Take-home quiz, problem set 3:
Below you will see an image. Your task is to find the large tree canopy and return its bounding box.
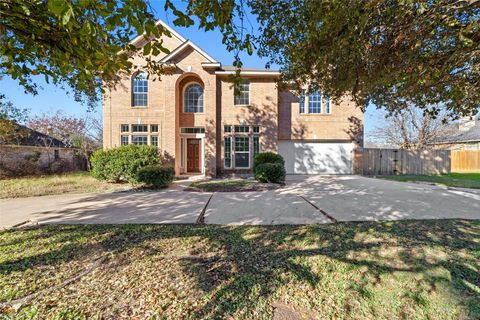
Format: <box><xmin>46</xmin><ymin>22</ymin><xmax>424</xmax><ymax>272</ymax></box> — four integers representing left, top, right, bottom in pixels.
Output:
<box><xmin>1</xmin><ymin>0</ymin><xmax>479</xmax><ymax>116</ymax></box>
<box><xmin>0</xmin><ymin>0</ymin><xmax>172</xmax><ymax>108</ymax></box>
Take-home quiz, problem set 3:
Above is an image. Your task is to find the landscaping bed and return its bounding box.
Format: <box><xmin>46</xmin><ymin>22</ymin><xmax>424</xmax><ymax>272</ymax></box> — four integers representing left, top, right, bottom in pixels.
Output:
<box><xmin>382</xmin><ymin>173</ymin><xmax>480</xmax><ymax>189</ymax></box>
<box><xmin>0</xmin><ymin>220</ymin><xmax>478</xmax><ymax>319</ymax></box>
<box><xmin>186</xmin><ymin>179</ymin><xmax>283</xmax><ymax>192</ymax></box>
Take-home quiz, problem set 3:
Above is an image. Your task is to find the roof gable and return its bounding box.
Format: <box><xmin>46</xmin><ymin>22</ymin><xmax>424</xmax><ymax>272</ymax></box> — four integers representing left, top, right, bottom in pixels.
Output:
<box><xmin>159</xmin><ymin>40</ymin><xmax>218</xmax><ymax>63</ymax></box>
<box><xmin>130</xmin><ymin>19</ymin><xmax>186</xmax><ymax>46</ymax></box>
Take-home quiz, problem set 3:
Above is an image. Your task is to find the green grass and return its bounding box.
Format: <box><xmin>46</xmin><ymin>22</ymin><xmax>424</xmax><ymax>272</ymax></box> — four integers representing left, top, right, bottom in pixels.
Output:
<box><xmin>0</xmin><ymin>172</ymin><xmax>128</xmax><ymax>199</ymax></box>
<box><xmin>1</xmin><ymin>220</ymin><xmax>479</xmax><ymax>319</ymax></box>
<box><xmin>383</xmin><ymin>173</ymin><xmax>480</xmax><ymax>189</ymax></box>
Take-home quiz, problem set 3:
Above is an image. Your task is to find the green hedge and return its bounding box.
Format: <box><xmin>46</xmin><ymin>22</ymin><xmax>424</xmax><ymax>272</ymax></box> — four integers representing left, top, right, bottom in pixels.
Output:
<box><xmin>136</xmin><ymin>165</ymin><xmax>174</xmax><ymax>188</ymax></box>
<box><xmin>90</xmin><ymin>145</ymin><xmax>160</xmax><ymax>183</ymax></box>
<box><xmin>254</xmin><ymin>163</ymin><xmax>286</xmax><ymax>183</ymax></box>
<box><xmin>253</xmin><ymin>152</ymin><xmax>285</xmax><ymax>173</ymax></box>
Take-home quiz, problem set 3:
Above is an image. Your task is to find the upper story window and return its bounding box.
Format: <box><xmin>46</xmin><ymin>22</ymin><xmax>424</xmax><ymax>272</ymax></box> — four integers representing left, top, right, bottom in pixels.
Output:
<box><xmin>299</xmin><ymin>90</ymin><xmax>305</xmax><ymax>114</ymax></box>
<box><xmin>323</xmin><ymin>95</ymin><xmax>331</xmax><ymax>114</ymax></box>
<box><xmin>132</xmin><ymin>72</ymin><xmax>148</xmax><ymax>107</ymax></box>
<box><xmin>234</xmin><ymin>79</ymin><xmax>250</xmax><ymax>105</ymax></box>
<box><xmin>184</xmin><ymin>83</ymin><xmax>204</xmax><ymax>113</ymax></box>
<box><xmin>299</xmin><ymin>89</ymin><xmax>332</xmax><ymax>115</ymax></box>
<box><xmin>308</xmin><ymin>91</ymin><xmax>322</xmax><ymax>114</ymax></box>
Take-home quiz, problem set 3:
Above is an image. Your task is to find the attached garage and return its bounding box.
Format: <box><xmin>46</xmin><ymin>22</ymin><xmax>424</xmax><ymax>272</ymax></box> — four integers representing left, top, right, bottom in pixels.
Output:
<box><xmin>278</xmin><ymin>141</ymin><xmax>354</xmax><ymax>174</ymax></box>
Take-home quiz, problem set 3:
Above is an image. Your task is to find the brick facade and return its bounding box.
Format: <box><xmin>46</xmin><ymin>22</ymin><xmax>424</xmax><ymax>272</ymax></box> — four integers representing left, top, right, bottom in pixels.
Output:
<box><xmin>103</xmin><ymin>21</ymin><xmax>364</xmax><ymax>176</ymax></box>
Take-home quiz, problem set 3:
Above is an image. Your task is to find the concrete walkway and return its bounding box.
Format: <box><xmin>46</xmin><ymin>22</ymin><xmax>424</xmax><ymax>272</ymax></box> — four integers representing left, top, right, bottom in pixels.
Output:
<box><xmin>1</xmin><ymin>175</ymin><xmax>479</xmax><ymax>228</ymax></box>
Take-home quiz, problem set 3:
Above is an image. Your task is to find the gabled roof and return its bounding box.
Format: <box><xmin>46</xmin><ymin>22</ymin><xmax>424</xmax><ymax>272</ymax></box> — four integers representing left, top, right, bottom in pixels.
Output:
<box><xmin>159</xmin><ymin>40</ymin><xmax>218</xmax><ymax>63</ymax></box>
<box><xmin>0</xmin><ymin>121</ymin><xmax>67</xmax><ymax>147</ymax></box>
<box><xmin>130</xmin><ymin>19</ymin><xmax>186</xmax><ymax>46</ymax></box>
<box><xmin>129</xmin><ymin>19</ymin><xmax>282</xmax><ymax>76</ymax></box>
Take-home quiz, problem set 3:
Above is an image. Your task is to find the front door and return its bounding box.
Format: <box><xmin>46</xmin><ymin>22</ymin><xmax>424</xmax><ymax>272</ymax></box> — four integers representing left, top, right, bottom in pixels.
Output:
<box><xmin>187</xmin><ymin>139</ymin><xmax>201</xmax><ymax>172</ymax></box>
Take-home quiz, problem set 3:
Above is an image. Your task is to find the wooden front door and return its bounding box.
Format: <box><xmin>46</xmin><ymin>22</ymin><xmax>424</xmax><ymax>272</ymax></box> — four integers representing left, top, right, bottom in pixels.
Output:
<box><xmin>187</xmin><ymin>139</ymin><xmax>201</xmax><ymax>172</ymax></box>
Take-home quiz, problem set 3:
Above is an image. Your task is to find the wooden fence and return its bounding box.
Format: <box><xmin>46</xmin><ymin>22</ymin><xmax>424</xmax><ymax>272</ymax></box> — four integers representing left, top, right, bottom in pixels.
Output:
<box><xmin>451</xmin><ymin>150</ymin><xmax>480</xmax><ymax>173</ymax></box>
<box><xmin>354</xmin><ymin>148</ymin><xmax>451</xmax><ymax>175</ymax></box>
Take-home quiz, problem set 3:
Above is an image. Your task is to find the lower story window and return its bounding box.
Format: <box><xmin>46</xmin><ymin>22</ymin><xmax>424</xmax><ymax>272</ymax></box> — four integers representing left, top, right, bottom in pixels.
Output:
<box><xmin>132</xmin><ymin>135</ymin><xmax>148</xmax><ymax>145</ymax></box>
<box><xmin>253</xmin><ymin>136</ymin><xmax>260</xmax><ymax>157</ymax></box>
<box><xmin>151</xmin><ymin>136</ymin><xmax>158</xmax><ymax>147</ymax></box>
<box><xmin>121</xmin><ymin>135</ymin><xmax>129</xmax><ymax>145</ymax></box>
<box><xmin>234</xmin><ymin>136</ymin><xmax>250</xmax><ymax>168</ymax></box>
<box><xmin>224</xmin><ymin>136</ymin><xmax>232</xmax><ymax>168</ymax></box>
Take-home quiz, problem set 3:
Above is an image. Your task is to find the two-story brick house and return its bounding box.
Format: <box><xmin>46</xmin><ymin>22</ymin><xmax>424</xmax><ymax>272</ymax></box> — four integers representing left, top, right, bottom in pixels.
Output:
<box><xmin>103</xmin><ymin>19</ymin><xmax>364</xmax><ymax>176</ymax></box>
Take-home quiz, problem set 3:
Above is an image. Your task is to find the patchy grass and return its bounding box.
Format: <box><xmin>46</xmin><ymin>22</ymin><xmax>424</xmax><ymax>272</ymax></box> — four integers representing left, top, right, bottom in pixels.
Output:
<box><xmin>188</xmin><ymin>179</ymin><xmax>281</xmax><ymax>192</ymax></box>
<box><xmin>0</xmin><ymin>220</ymin><xmax>478</xmax><ymax>319</ymax></box>
<box><xmin>0</xmin><ymin>172</ymin><xmax>129</xmax><ymax>199</ymax></box>
<box><xmin>382</xmin><ymin>173</ymin><xmax>480</xmax><ymax>189</ymax></box>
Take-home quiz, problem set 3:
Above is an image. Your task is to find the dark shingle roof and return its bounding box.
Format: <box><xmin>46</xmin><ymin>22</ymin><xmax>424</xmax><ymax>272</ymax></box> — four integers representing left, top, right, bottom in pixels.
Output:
<box><xmin>0</xmin><ymin>122</ymin><xmax>67</xmax><ymax>147</ymax></box>
<box><xmin>436</xmin><ymin>124</ymin><xmax>480</xmax><ymax>144</ymax></box>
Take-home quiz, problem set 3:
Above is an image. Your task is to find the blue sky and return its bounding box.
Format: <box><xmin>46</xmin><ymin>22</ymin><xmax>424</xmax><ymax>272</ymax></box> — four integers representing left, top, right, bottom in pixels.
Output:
<box><xmin>0</xmin><ymin>0</ymin><xmax>383</xmax><ymax>136</ymax></box>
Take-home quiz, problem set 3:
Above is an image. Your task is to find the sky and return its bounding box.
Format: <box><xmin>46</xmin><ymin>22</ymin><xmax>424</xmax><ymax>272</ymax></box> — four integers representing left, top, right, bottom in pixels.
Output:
<box><xmin>0</xmin><ymin>0</ymin><xmax>383</xmax><ymax>137</ymax></box>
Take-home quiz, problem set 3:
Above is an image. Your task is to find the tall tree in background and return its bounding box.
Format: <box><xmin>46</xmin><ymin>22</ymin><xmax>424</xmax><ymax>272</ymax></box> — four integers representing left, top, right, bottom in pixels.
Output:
<box><xmin>1</xmin><ymin>0</ymin><xmax>479</xmax><ymax>116</ymax></box>
<box><xmin>371</xmin><ymin>105</ymin><xmax>454</xmax><ymax>149</ymax></box>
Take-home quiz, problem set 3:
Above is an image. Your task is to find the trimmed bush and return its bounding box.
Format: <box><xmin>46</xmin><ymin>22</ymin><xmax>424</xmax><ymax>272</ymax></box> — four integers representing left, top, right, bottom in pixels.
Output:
<box><xmin>90</xmin><ymin>145</ymin><xmax>160</xmax><ymax>183</ymax></box>
<box><xmin>253</xmin><ymin>152</ymin><xmax>285</xmax><ymax>173</ymax></box>
<box><xmin>254</xmin><ymin>163</ymin><xmax>286</xmax><ymax>184</ymax></box>
<box><xmin>136</xmin><ymin>165</ymin><xmax>174</xmax><ymax>188</ymax></box>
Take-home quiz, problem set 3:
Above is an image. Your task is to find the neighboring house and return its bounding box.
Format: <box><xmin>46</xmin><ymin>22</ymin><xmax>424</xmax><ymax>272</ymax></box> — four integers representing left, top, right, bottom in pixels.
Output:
<box><xmin>433</xmin><ymin>117</ymin><xmax>480</xmax><ymax>150</ymax></box>
<box><xmin>0</xmin><ymin>122</ymin><xmax>86</xmax><ymax>178</ymax></box>
<box><xmin>103</xmin><ymin>19</ymin><xmax>364</xmax><ymax>176</ymax></box>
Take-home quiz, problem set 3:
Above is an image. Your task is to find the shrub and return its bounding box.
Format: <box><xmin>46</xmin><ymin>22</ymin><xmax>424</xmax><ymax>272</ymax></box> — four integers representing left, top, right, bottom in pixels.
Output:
<box><xmin>90</xmin><ymin>145</ymin><xmax>160</xmax><ymax>183</ymax></box>
<box><xmin>136</xmin><ymin>165</ymin><xmax>174</xmax><ymax>188</ymax></box>
<box><xmin>253</xmin><ymin>152</ymin><xmax>285</xmax><ymax>173</ymax></box>
<box><xmin>255</xmin><ymin>163</ymin><xmax>286</xmax><ymax>184</ymax></box>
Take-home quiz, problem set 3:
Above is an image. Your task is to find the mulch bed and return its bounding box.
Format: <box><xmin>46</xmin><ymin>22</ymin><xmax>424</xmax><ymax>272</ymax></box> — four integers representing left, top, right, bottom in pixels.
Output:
<box><xmin>185</xmin><ymin>182</ymin><xmax>284</xmax><ymax>192</ymax></box>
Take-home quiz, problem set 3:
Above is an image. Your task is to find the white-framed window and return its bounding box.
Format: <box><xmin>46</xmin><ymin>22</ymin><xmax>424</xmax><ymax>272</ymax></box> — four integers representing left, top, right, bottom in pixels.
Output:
<box><xmin>308</xmin><ymin>91</ymin><xmax>322</xmax><ymax>113</ymax></box>
<box><xmin>224</xmin><ymin>136</ymin><xmax>232</xmax><ymax>168</ymax></box>
<box><xmin>132</xmin><ymin>72</ymin><xmax>148</xmax><ymax>107</ymax></box>
<box><xmin>121</xmin><ymin>124</ymin><xmax>129</xmax><ymax>132</ymax></box>
<box><xmin>299</xmin><ymin>90</ymin><xmax>306</xmax><ymax>114</ymax></box>
<box><xmin>234</xmin><ymin>79</ymin><xmax>250</xmax><ymax>105</ymax></box>
<box><xmin>234</xmin><ymin>136</ymin><xmax>250</xmax><ymax>168</ymax></box>
<box><xmin>184</xmin><ymin>83</ymin><xmax>204</xmax><ymax>113</ymax></box>
<box><xmin>299</xmin><ymin>89</ymin><xmax>332</xmax><ymax>114</ymax></box>
<box><xmin>180</xmin><ymin>127</ymin><xmax>205</xmax><ymax>134</ymax></box>
<box><xmin>151</xmin><ymin>136</ymin><xmax>158</xmax><ymax>147</ymax></box>
<box><xmin>253</xmin><ymin>136</ymin><xmax>260</xmax><ymax>157</ymax></box>
<box><xmin>224</xmin><ymin>125</ymin><xmax>262</xmax><ymax>170</ymax></box>
<box><xmin>323</xmin><ymin>95</ymin><xmax>331</xmax><ymax>114</ymax></box>
<box><xmin>150</xmin><ymin>124</ymin><xmax>158</xmax><ymax>133</ymax></box>
<box><xmin>132</xmin><ymin>124</ymin><xmax>148</xmax><ymax>132</ymax></box>
<box><xmin>121</xmin><ymin>135</ymin><xmax>129</xmax><ymax>145</ymax></box>
<box><xmin>234</xmin><ymin>125</ymin><xmax>250</xmax><ymax>133</ymax></box>
<box><xmin>132</xmin><ymin>135</ymin><xmax>148</xmax><ymax>145</ymax></box>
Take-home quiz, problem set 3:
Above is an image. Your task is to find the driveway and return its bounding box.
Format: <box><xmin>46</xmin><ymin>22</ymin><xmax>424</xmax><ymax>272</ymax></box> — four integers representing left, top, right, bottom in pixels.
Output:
<box><xmin>1</xmin><ymin>175</ymin><xmax>479</xmax><ymax>228</ymax></box>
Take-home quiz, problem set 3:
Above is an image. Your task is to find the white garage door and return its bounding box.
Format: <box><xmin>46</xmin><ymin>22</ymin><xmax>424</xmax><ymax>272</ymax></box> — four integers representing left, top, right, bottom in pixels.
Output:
<box><xmin>278</xmin><ymin>141</ymin><xmax>353</xmax><ymax>174</ymax></box>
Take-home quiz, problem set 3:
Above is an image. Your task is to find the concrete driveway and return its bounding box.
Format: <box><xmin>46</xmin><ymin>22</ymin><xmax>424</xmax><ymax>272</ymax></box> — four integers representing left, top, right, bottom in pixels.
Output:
<box><xmin>1</xmin><ymin>175</ymin><xmax>479</xmax><ymax>228</ymax></box>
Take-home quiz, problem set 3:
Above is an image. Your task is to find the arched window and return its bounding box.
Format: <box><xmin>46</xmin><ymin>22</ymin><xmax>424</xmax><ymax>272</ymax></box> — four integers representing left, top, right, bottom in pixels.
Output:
<box><xmin>184</xmin><ymin>83</ymin><xmax>204</xmax><ymax>113</ymax></box>
<box><xmin>132</xmin><ymin>72</ymin><xmax>148</xmax><ymax>107</ymax></box>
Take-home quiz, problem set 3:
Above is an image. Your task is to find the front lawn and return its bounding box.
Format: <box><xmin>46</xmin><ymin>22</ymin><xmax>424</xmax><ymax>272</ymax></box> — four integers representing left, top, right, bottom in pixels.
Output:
<box><xmin>1</xmin><ymin>220</ymin><xmax>478</xmax><ymax>319</ymax></box>
<box><xmin>383</xmin><ymin>173</ymin><xmax>480</xmax><ymax>189</ymax></box>
<box><xmin>0</xmin><ymin>172</ymin><xmax>129</xmax><ymax>199</ymax></box>
<box><xmin>188</xmin><ymin>179</ymin><xmax>281</xmax><ymax>192</ymax></box>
